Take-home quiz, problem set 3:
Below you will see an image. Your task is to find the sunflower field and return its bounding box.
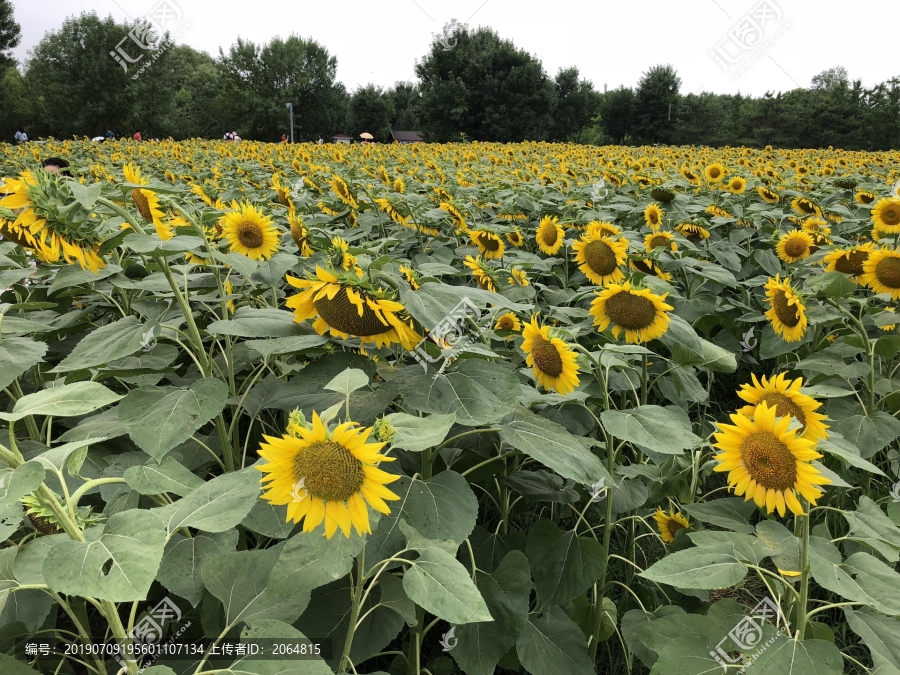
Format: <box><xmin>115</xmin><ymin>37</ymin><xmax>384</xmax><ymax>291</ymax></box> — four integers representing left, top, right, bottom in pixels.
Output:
<box><xmin>2</xmin><ymin>138</ymin><xmax>900</xmax><ymax>675</ymax></box>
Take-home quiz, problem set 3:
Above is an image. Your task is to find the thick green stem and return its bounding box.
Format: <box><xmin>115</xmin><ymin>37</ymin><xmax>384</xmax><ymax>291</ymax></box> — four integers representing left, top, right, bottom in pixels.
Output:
<box><xmin>795</xmin><ymin>506</ymin><xmax>811</xmax><ymax>640</ymax></box>
<box><xmin>407</xmin><ymin>605</ymin><xmax>425</xmax><ymax>675</ymax></box>
<box><xmin>589</xmin><ymin>436</ymin><xmax>616</xmax><ymax>659</ymax></box>
<box><xmin>339</xmin><ymin>546</ymin><xmax>366</xmax><ymax>672</ymax></box>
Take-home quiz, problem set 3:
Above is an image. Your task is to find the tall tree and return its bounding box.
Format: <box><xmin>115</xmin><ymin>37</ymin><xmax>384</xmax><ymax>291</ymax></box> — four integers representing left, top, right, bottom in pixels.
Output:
<box><xmin>217</xmin><ymin>35</ymin><xmax>349</xmax><ymax>141</ymax></box>
<box><xmin>598</xmin><ymin>86</ymin><xmax>635</xmax><ymax>145</ymax></box>
<box><xmin>632</xmin><ymin>64</ymin><xmax>681</xmax><ymax>144</ymax></box>
<box><xmin>415</xmin><ymin>21</ymin><xmax>556</xmax><ymax>142</ymax></box>
<box><xmin>551</xmin><ymin>67</ymin><xmax>601</xmax><ymax>142</ymax></box>
<box><xmin>0</xmin><ymin>0</ymin><xmax>21</xmax><ymax>70</ymax></box>
<box><xmin>350</xmin><ymin>84</ymin><xmax>395</xmax><ymax>142</ymax></box>
<box><xmin>387</xmin><ymin>82</ymin><xmax>421</xmax><ymax>132</ymax></box>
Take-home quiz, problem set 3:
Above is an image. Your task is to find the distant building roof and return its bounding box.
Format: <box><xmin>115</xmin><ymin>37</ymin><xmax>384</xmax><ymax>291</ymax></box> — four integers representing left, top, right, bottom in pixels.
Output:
<box><xmin>332</xmin><ymin>134</ymin><xmax>352</xmax><ymax>139</ymax></box>
<box><xmin>390</xmin><ymin>130</ymin><xmax>424</xmax><ymax>143</ymax></box>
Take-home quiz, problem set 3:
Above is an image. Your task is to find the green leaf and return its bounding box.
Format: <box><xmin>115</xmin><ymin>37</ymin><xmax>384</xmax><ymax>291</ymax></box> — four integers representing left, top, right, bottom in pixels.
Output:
<box><xmin>808</xmin><ymin>271</ymin><xmax>857</xmax><ymax>299</ymax></box>
<box><xmin>267</xmin><ymin>526</ymin><xmax>367</xmax><ymax>596</ymax></box>
<box><xmin>600</xmin><ymin>405</ymin><xmax>701</xmax><ymax>455</ymax></box>
<box><xmin>244</xmin><ymin>335</ymin><xmax>329</xmax><ymax>360</ymax></box>
<box><xmin>207</xmin><ymin>307</ymin><xmax>304</xmax><ymax>337</ymax></box>
<box><xmin>745</xmin><ymin>637</ymin><xmax>843</xmax><ymax>674</ymax></box>
<box><xmin>0</xmin><ymin>337</ymin><xmax>48</xmax><ymax>390</ymax></box>
<box><xmin>844</xmin><ymin>607</ymin><xmax>900</xmax><ymax>675</ymax></box>
<box><xmin>124</xmin><ymin>456</ymin><xmax>205</xmax><ymax>496</ymax></box>
<box><xmin>232</xmin><ymin>620</ymin><xmax>334</xmax><ymax>675</ymax></box>
<box><xmin>453</xmin><ymin>551</ymin><xmax>531</xmax><ymax>675</ymax></box>
<box><xmin>48</xmin><ymin>264</ymin><xmax>122</xmax><ymax>294</ymax></box>
<box><xmin>0</xmin><ymin>381</ymin><xmax>122</xmax><ymax>421</ymax></box>
<box><xmin>640</xmin><ymin>549</ymin><xmax>747</xmax><ymax>590</ymax></box>
<box><xmin>50</xmin><ymin>316</ymin><xmax>153</xmax><ymax>372</ymax></box>
<box><xmin>402</xmin><ymin>546</ymin><xmax>492</xmax><ymax>624</ymax></box>
<box><xmin>809</xmin><ymin>537</ymin><xmax>900</xmax><ymax>615</ymax></box>
<box><xmin>0</xmin><ymin>462</ymin><xmax>45</xmax><ymax>509</ymax></box>
<box><xmin>526</xmin><ymin>519</ymin><xmax>605</xmax><ymax>608</ymax></box>
<box><xmin>500</xmin><ymin>407</ymin><xmax>609</xmax><ymax>486</ymax></box>
<box><xmin>201</xmin><ymin>546</ymin><xmax>309</xmax><ymax>630</ymax></box>
<box><xmin>241</xmin><ymin>500</ymin><xmax>294</xmax><ymax>539</ymax></box>
<box><xmin>0</xmin><ymin>502</ymin><xmax>22</xmax><ymax>540</ymax></box>
<box><xmin>118</xmin><ymin>378</ymin><xmax>229</xmax><ymax>461</ymax></box>
<box><xmin>516</xmin><ymin>607</ymin><xmax>595</xmax><ymax>675</ymax></box>
<box><xmin>377</xmin><ymin>571</ymin><xmax>417</xmax><ymax>626</ymax></box>
<box><xmin>622</xmin><ymin>605</ymin><xmax>687</xmax><ymax>668</ymax></box>
<box><xmin>401</xmin><ymin>282</ymin><xmax>530</xmax><ymax>330</ymax></box>
<box><xmin>753</xmin><ymin>249</ymin><xmax>782</xmax><ymax>277</ymax></box>
<box><xmin>42</xmin><ymin>509</ymin><xmax>167</xmax><ymax>601</ymax></box>
<box><xmin>395</xmin><ymin>360</ymin><xmax>520</xmax><ymax>426</ymax></box>
<box><xmin>648</xmin><ymin>632</ymin><xmax>734</xmax><ymax>675</ymax></box>
<box><xmin>670</xmin><ymin>337</ymin><xmax>737</xmax><ymax>373</ymax></box>
<box><xmin>686</xmin><ymin>532</ymin><xmax>778</xmax><ymax>566</ymax></box>
<box><xmin>818</xmin><ymin>435</ymin><xmax>887</xmax><ymax>476</ymax></box>
<box><xmin>324</xmin><ymin>367</ymin><xmax>369</xmax><ymax>395</ymax></box>
<box><xmin>660</xmin><ymin>313</ymin><xmax>705</xmax><ymax>356</ymax></box>
<box><xmin>211</xmin><ymin>250</ymin><xmax>259</xmax><ymax>278</ymax></box>
<box><xmin>154</xmin><ymin>468</ymin><xmax>260</xmax><ymax>536</ymax></box>
<box><xmin>755</xmin><ymin>521</ymin><xmax>800</xmax><ymax>574</ymax></box>
<box><xmin>70</xmin><ymin>182</ymin><xmax>102</xmax><ymax>209</ymax></box>
<box><xmin>682</xmin><ymin>498</ymin><xmax>756</xmax><ymax>535</ymax></box>
<box><xmin>0</xmin><ymin>654</ymin><xmax>52</xmax><ymax>675</ymax></box>
<box><xmin>124</xmin><ymin>233</ymin><xmax>204</xmax><ymax>255</ymax></box>
<box><xmin>156</xmin><ymin>529</ymin><xmax>238</xmax><ymax>606</ymax></box>
<box><xmin>382</xmin><ymin>412</ymin><xmax>456</xmax><ymax>452</ymax></box>
<box><xmin>842</xmin><ymin>497</ymin><xmax>900</xmax><ymax>562</ymax></box>
<box><xmin>760</xmin><ymin>323</ymin><xmax>811</xmax><ymax>359</ymax></box>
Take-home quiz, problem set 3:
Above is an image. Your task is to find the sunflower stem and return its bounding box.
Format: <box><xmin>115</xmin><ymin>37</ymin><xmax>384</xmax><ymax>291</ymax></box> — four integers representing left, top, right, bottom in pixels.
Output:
<box><xmin>640</xmin><ymin>353</ymin><xmax>649</xmax><ymax>406</ymax></box>
<box><xmin>795</xmin><ymin>504</ymin><xmax>811</xmax><ymax>640</ymax></box>
<box><xmin>589</xmin><ymin>430</ymin><xmax>616</xmax><ymax>660</ymax></box>
<box><xmin>339</xmin><ymin>545</ymin><xmax>366</xmax><ymax>673</ymax></box>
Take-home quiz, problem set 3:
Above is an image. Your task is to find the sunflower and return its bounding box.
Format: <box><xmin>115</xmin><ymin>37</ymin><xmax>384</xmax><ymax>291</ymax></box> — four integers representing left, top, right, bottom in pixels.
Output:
<box><xmin>123</xmin><ymin>164</ymin><xmax>169</xmax><ymax>240</ymax></box>
<box><xmin>776</xmin><ymin>230</ymin><xmax>814</xmax><ymax>263</ymax></box>
<box><xmin>675</xmin><ymin>221</ymin><xmax>710</xmax><ymax>242</ymax></box>
<box><xmin>571</xmin><ymin>233</ymin><xmax>628</xmax><ymax>285</ymax></box>
<box><xmin>508</xmin><ymin>267</ymin><xmax>530</xmax><ymax>286</ymax></box>
<box><xmin>653</xmin><ymin>508</ymin><xmax>690</xmax><ymax>544</ymax></box>
<box><xmin>791</xmin><ymin>197</ymin><xmax>820</xmax><ymax>216</ymax></box>
<box><xmin>393</xmin><ymin>177</ymin><xmax>405</xmax><ymax>194</ymax></box>
<box><xmin>375</xmin><ymin>197</ymin><xmax>409</xmax><ymax>228</ymax></box>
<box><xmin>881</xmin><ymin>307</ymin><xmax>896</xmax><ymax>331</ymax></box>
<box><xmin>726</xmin><ymin>176</ymin><xmax>747</xmax><ymax>194</ymax></box>
<box><xmin>644</xmin><ymin>231</ymin><xmax>677</xmax><ymax>252</ymax></box>
<box><xmin>398</xmin><ymin>265</ymin><xmax>421</xmax><ymax>290</ymax></box>
<box><xmin>219</xmin><ymin>201</ymin><xmax>280</xmax><ymax>260</ymax></box>
<box><xmin>440</xmin><ymin>202</ymin><xmax>468</xmax><ymax>232</ymax></box>
<box><xmin>737</xmin><ymin>373</ymin><xmax>829</xmax><ymax>443</ymax></box>
<box><xmin>765</xmin><ymin>275</ymin><xmax>807</xmax><ymax>342</ymax></box>
<box><xmin>590</xmin><ymin>281</ymin><xmax>673</xmax><ymax>344</ymax></box>
<box><xmin>644</xmin><ymin>203</ymin><xmax>664</xmax><ymax>230</ymax></box>
<box><xmin>860</xmin><ymin>248</ymin><xmax>900</xmax><ymax>299</ymax></box>
<box><xmin>257</xmin><ymin>411</ymin><xmax>401</xmax><ymax>538</ymax></box>
<box><xmin>758</xmin><ymin>187</ymin><xmax>780</xmax><ymax>204</ymax></box>
<box><xmin>855</xmin><ymin>190</ymin><xmax>877</xmax><ymax>205</ymax></box>
<box><xmin>470</xmin><ymin>230</ymin><xmax>505</xmax><ymax>259</ymax></box>
<box><xmin>705</xmin><ymin>163</ymin><xmax>726</xmax><ymax>183</ymax></box>
<box><xmin>705</xmin><ymin>204</ymin><xmax>731</xmax><ymax>218</ymax></box>
<box><xmin>630</xmin><ymin>257</ymin><xmax>672</xmax><ymax>281</ymax></box>
<box><xmin>712</xmin><ymin>401</ymin><xmax>830</xmax><ymax>517</ymax></box>
<box><xmin>872</xmin><ymin>198</ymin><xmax>900</xmax><ymax>234</ymax></box>
<box><xmin>586</xmin><ymin>221</ymin><xmax>622</xmax><ymax>238</ymax></box>
<box><xmin>681</xmin><ymin>166</ymin><xmax>701</xmax><ymax>184</ymax></box>
<box><xmin>330</xmin><ymin>175</ymin><xmax>358</xmax><ymax>209</ymax></box>
<box><xmin>822</xmin><ymin>242</ymin><xmax>874</xmax><ymax>281</ymax></box>
<box><xmin>463</xmin><ymin>255</ymin><xmax>499</xmax><ymax>292</ymax></box>
<box><xmin>286</xmin><ymin>266</ymin><xmax>421</xmax><ymax>349</ymax></box>
<box><xmin>506</xmin><ymin>228</ymin><xmax>524</xmax><ymax>247</ymax></box>
<box><xmin>288</xmin><ymin>209</ymin><xmax>314</xmax><ymax>257</ymax></box>
<box><xmin>536</xmin><ymin>215</ymin><xmax>565</xmax><ymax>255</ymax></box>
<box><xmin>494</xmin><ymin>312</ymin><xmax>522</xmax><ymax>332</ymax></box>
<box><xmin>521</xmin><ymin>316</ymin><xmax>580</xmax><ymax>395</ymax></box>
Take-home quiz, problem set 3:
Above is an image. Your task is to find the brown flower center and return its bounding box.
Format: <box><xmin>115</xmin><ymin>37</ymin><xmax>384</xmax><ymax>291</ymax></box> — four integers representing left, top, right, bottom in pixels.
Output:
<box><xmin>293</xmin><ymin>441</ymin><xmax>364</xmax><ymax>502</ymax></box>
<box><xmin>477</xmin><ymin>232</ymin><xmax>501</xmax><ymax>251</ymax></box>
<box><xmin>314</xmin><ymin>286</ymin><xmax>393</xmax><ymax>336</ymax></box>
<box><xmin>605</xmin><ymin>291</ymin><xmax>658</xmax><ymax>330</ymax></box>
<box><xmin>131</xmin><ymin>189</ymin><xmax>153</xmax><ymax>222</ymax></box>
<box><xmin>531</xmin><ymin>334</ymin><xmax>563</xmax><ymax>377</ymax></box>
<box><xmin>498</xmin><ymin>316</ymin><xmax>515</xmax><ymax>330</ymax></box>
<box><xmin>540</xmin><ymin>223</ymin><xmax>559</xmax><ymax>246</ymax></box>
<box><xmin>772</xmin><ymin>290</ymin><xmax>801</xmax><ymax>327</ymax></box>
<box><xmin>784</xmin><ymin>237</ymin><xmax>809</xmax><ymax>259</ymax></box>
<box><xmin>583</xmin><ymin>240</ymin><xmax>618</xmax><ymax>276</ymax></box>
<box><xmin>858</xmin><ymin>193</ymin><xmax>875</xmax><ymax>204</ymax></box>
<box><xmin>875</xmin><ymin>256</ymin><xmax>900</xmax><ymax>289</ymax></box>
<box><xmin>758</xmin><ymin>393</ymin><xmax>807</xmax><ymax>430</ymax></box>
<box><xmin>236</xmin><ymin>220</ymin><xmax>264</xmax><ymax>249</ymax></box>
<box><xmin>666</xmin><ymin>518</ymin><xmax>685</xmax><ymax>539</ymax></box>
<box><xmin>648</xmin><ymin>235</ymin><xmax>670</xmax><ymax>249</ymax></box>
<box><xmin>740</xmin><ymin>431</ymin><xmax>797</xmax><ymax>491</ymax></box>
<box><xmin>834</xmin><ymin>249</ymin><xmax>868</xmax><ymax>276</ymax></box>
<box><xmin>880</xmin><ymin>205</ymin><xmax>900</xmax><ymax>227</ymax></box>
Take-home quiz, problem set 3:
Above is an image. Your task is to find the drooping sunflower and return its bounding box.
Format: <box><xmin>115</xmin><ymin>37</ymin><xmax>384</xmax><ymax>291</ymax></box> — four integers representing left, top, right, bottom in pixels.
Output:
<box><xmin>398</xmin><ymin>264</ymin><xmax>421</xmax><ymax>290</ymax></box>
<box><xmin>463</xmin><ymin>255</ymin><xmax>499</xmax><ymax>292</ymax></box>
<box><xmin>681</xmin><ymin>166</ymin><xmax>701</xmax><ymax>185</ymax></box>
<box><xmin>871</xmin><ymin>198</ymin><xmax>900</xmax><ymax>234</ymax></box>
<box><xmin>586</xmin><ymin>220</ymin><xmax>622</xmax><ymax>238</ymax></box>
<box><xmin>494</xmin><ymin>312</ymin><xmax>522</xmax><ymax>332</ymax></box>
<box><xmin>219</xmin><ymin>201</ymin><xmax>280</xmax><ymax>260</ymax></box>
<box><xmin>758</xmin><ymin>187</ymin><xmax>780</xmax><ymax>204</ymax></box>
<box><xmin>288</xmin><ymin>209</ymin><xmax>314</xmax><ymax>257</ymax></box>
<box><xmin>712</xmin><ymin>401</ymin><xmax>830</xmax><ymax>517</ymax></box>
<box><xmin>393</xmin><ymin>177</ymin><xmax>405</xmax><ymax>194</ymax></box>
<box><xmin>286</xmin><ymin>266</ymin><xmax>421</xmax><ymax>349</ymax></box>
<box><xmin>506</xmin><ymin>228</ymin><xmax>524</xmax><ymax>247</ymax></box>
<box><xmin>881</xmin><ymin>306</ymin><xmax>896</xmax><ymax>331</ymax></box>
<box><xmin>375</xmin><ymin>197</ymin><xmax>410</xmax><ymax>228</ymax></box>
<box><xmin>726</xmin><ymin>176</ymin><xmax>747</xmax><ymax>194</ymax></box>
<box><xmin>330</xmin><ymin>175</ymin><xmax>358</xmax><ymax>209</ymax></box>
<box><xmin>571</xmin><ymin>233</ymin><xmax>628</xmax><ymax>285</ymax></box>
<box><xmin>536</xmin><ymin>215</ymin><xmax>565</xmax><ymax>255</ymax></box>
<box><xmin>860</xmin><ymin>248</ymin><xmax>900</xmax><ymax>299</ymax></box>
<box><xmin>630</xmin><ymin>257</ymin><xmax>672</xmax><ymax>281</ymax></box>
<box><xmin>470</xmin><ymin>230</ymin><xmax>505</xmax><ymax>259</ymax></box>
<box><xmin>521</xmin><ymin>315</ymin><xmax>580</xmax><ymax>395</ymax></box>
<box><xmin>776</xmin><ymin>230</ymin><xmax>814</xmax><ymax>263</ymax></box>
<box><xmin>822</xmin><ymin>242</ymin><xmax>874</xmax><ymax>281</ymax></box>
<box><xmin>791</xmin><ymin>197</ymin><xmax>820</xmax><ymax>216</ymax></box>
<box><xmin>764</xmin><ymin>275</ymin><xmax>807</xmax><ymax>342</ymax></box>
<box><xmin>653</xmin><ymin>508</ymin><xmax>690</xmax><ymax>544</ymax></box>
<box><xmin>123</xmin><ymin>164</ymin><xmax>170</xmax><ymax>240</ymax></box>
<box><xmin>257</xmin><ymin>411</ymin><xmax>401</xmax><ymax>538</ymax></box>
<box><xmin>705</xmin><ymin>204</ymin><xmax>731</xmax><ymax>218</ymax></box>
<box><xmin>439</xmin><ymin>202</ymin><xmax>468</xmax><ymax>232</ymax></box>
<box><xmin>855</xmin><ymin>190</ymin><xmax>877</xmax><ymax>205</ymax></box>
<box><xmin>644</xmin><ymin>231</ymin><xmax>677</xmax><ymax>252</ymax></box>
<box><xmin>508</xmin><ymin>267</ymin><xmax>530</xmax><ymax>286</ymax></box>
<box><xmin>590</xmin><ymin>281</ymin><xmax>673</xmax><ymax>344</ymax></box>
<box><xmin>705</xmin><ymin>163</ymin><xmax>727</xmax><ymax>183</ymax></box>
<box><xmin>675</xmin><ymin>221</ymin><xmax>710</xmax><ymax>242</ymax></box>
<box><xmin>644</xmin><ymin>203</ymin><xmax>664</xmax><ymax>231</ymax></box>
<box><xmin>737</xmin><ymin>373</ymin><xmax>829</xmax><ymax>443</ymax></box>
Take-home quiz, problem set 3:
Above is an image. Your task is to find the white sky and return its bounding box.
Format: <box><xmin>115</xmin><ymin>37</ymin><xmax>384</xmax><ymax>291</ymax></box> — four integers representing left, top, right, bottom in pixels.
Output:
<box><xmin>10</xmin><ymin>0</ymin><xmax>900</xmax><ymax>97</ymax></box>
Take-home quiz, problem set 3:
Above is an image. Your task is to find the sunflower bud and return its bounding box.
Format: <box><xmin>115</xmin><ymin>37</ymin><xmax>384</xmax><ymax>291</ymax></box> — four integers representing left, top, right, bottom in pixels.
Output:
<box><xmin>373</xmin><ymin>417</ymin><xmax>396</xmax><ymax>443</ymax></box>
<box><xmin>287</xmin><ymin>408</ymin><xmax>308</xmax><ymax>436</ymax></box>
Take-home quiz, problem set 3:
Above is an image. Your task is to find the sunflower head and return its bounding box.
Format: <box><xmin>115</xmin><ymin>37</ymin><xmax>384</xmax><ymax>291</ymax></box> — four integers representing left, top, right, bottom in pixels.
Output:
<box><xmin>590</xmin><ymin>280</ymin><xmax>673</xmax><ymax>344</ymax></box>
<box><xmin>705</xmin><ymin>163</ymin><xmax>726</xmax><ymax>183</ymax></box>
<box><xmin>872</xmin><ymin>198</ymin><xmax>900</xmax><ymax>234</ymax></box>
<box><xmin>470</xmin><ymin>229</ymin><xmax>505</xmax><ymax>259</ymax></box>
<box><xmin>219</xmin><ymin>201</ymin><xmax>280</xmax><ymax>260</ymax></box>
<box><xmin>653</xmin><ymin>508</ymin><xmax>690</xmax><ymax>544</ymax></box>
<box><xmin>776</xmin><ymin>230</ymin><xmax>814</xmax><ymax>263</ymax></box>
<box><xmin>737</xmin><ymin>373</ymin><xmax>828</xmax><ymax>443</ymax></box>
<box><xmin>644</xmin><ymin>231</ymin><xmax>677</xmax><ymax>253</ymax></box>
<box><xmin>860</xmin><ymin>248</ymin><xmax>900</xmax><ymax>300</ymax></box>
<box><xmin>586</xmin><ymin>221</ymin><xmax>622</xmax><ymax>238</ymax></box>
<box><xmin>822</xmin><ymin>242</ymin><xmax>873</xmax><ymax>280</ymax></box>
<box><xmin>494</xmin><ymin>312</ymin><xmax>522</xmax><ymax>332</ymax></box>
<box><xmin>791</xmin><ymin>197</ymin><xmax>820</xmax><ymax>216</ymax></box>
<box><xmin>855</xmin><ymin>190</ymin><xmax>877</xmax><ymax>205</ymax></box>
<box><xmin>506</xmin><ymin>228</ymin><xmax>524</xmax><ymax>247</ymax></box>
<box><xmin>713</xmin><ymin>401</ymin><xmax>830</xmax><ymax>517</ymax></box>
<box><xmin>521</xmin><ymin>315</ymin><xmax>580</xmax><ymax>395</ymax></box>
<box><xmin>726</xmin><ymin>176</ymin><xmax>747</xmax><ymax>194</ymax></box>
<box><xmin>650</xmin><ymin>187</ymin><xmax>676</xmax><ymax>203</ymax></box>
<box><xmin>571</xmin><ymin>233</ymin><xmax>628</xmax><ymax>286</ymax></box>
<box><xmin>536</xmin><ymin>215</ymin><xmax>565</xmax><ymax>255</ymax></box>
<box><xmin>257</xmin><ymin>411</ymin><xmax>401</xmax><ymax>538</ymax></box>
<box><xmin>758</xmin><ymin>187</ymin><xmax>780</xmax><ymax>204</ymax></box>
<box><xmin>508</xmin><ymin>266</ymin><xmax>530</xmax><ymax>286</ymax></box>
<box><xmin>764</xmin><ymin>275</ymin><xmax>808</xmax><ymax>342</ymax></box>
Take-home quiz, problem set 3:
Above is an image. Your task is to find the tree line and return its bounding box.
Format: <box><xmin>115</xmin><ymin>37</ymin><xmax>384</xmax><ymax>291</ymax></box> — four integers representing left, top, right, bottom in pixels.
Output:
<box><xmin>1</xmin><ymin>4</ymin><xmax>898</xmax><ymax>149</ymax></box>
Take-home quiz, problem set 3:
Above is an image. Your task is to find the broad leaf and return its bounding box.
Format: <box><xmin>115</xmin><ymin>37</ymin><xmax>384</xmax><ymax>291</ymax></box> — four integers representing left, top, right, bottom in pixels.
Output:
<box><xmin>640</xmin><ymin>548</ymin><xmax>747</xmax><ymax>590</ymax></box>
<box><xmin>600</xmin><ymin>405</ymin><xmax>701</xmax><ymax>454</ymax></box>
<box><xmin>516</xmin><ymin>607</ymin><xmax>595</xmax><ymax>675</ymax></box>
<box><xmin>267</xmin><ymin>526</ymin><xmax>368</xmax><ymax>596</ymax></box>
<box><xmin>382</xmin><ymin>412</ymin><xmax>457</xmax><ymax>452</ymax></box>
<box><xmin>51</xmin><ymin>316</ymin><xmax>152</xmax><ymax>372</ymax></box>
<box><xmin>154</xmin><ymin>468</ymin><xmax>259</xmax><ymax>536</ymax></box>
<box><xmin>0</xmin><ymin>337</ymin><xmax>48</xmax><ymax>390</ymax></box>
<box><xmin>526</xmin><ymin>519</ymin><xmax>605</xmax><ymax>608</ymax></box>
<box><xmin>156</xmin><ymin>529</ymin><xmax>238</xmax><ymax>606</ymax></box>
<box><xmin>0</xmin><ymin>381</ymin><xmax>122</xmax><ymax>421</ymax></box>
<box><xmin>0</xmin><ymin>461</ymin><xmax>45</xmax><ymax>509</ymax></box>
<box><xmin>402</xmin><ymin>546</ymin><xmax>492</xmax><ymax>624</ymax></box>
<box><xmin>124</xmin><ymin>456</ymin><xmax>205</xmax><ymax>496</ymax></box>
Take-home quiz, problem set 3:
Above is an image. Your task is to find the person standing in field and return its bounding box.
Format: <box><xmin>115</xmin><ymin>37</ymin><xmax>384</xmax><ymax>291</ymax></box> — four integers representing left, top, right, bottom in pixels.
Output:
<box><xmin>14</xmin><ymin>130</ymin><xmax>27</xmax><ymax>143</ymax></box>
<box><xmin>133</xmin><ymin>131</ymin><xmax>142</xmax><ymax>141</ymax></box>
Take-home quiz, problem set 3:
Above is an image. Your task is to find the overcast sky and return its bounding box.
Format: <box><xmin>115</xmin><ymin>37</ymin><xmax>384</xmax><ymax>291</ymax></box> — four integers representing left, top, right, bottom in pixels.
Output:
<box><xmin>10</xmin><ymin>0</ymin><xmax>900</xmax><ymax>97</ymax></box>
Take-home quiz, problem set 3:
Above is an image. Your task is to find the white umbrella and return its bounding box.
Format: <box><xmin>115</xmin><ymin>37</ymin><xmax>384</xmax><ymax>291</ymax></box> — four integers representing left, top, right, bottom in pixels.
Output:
<box><xmin>359</xmin><ymin>132</ymin><xmax>374</xmax><ymax>140</ymax></box>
